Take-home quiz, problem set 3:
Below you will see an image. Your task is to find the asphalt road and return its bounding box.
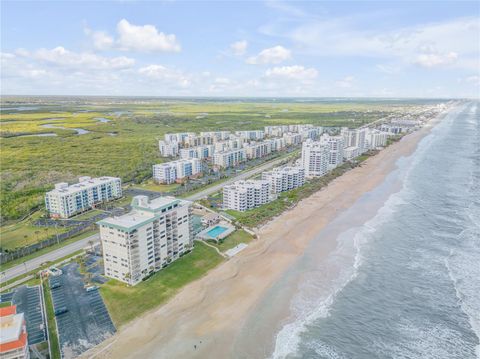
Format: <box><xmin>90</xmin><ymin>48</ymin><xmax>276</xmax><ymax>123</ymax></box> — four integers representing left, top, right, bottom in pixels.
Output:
<box><xmin>2</xmin><ymin>233</ymin><xmax>99</xmax><ymax>283</ymax></box>
<box><xmin>2</xmin><ymin>153</ymin><xmax>294</xmax><ymax>284</ymax></box>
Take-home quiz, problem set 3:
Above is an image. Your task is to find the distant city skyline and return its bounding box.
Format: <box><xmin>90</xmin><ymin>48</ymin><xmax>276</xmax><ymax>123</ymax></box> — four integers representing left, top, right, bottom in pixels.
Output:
<box><xmin>1</xmin><ymin>1</ymin><xmax>479</xmax><ymax>98</ymax></box>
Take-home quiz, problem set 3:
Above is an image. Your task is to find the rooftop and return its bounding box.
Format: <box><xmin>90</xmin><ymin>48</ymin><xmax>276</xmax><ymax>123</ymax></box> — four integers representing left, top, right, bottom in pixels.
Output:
<box><xmin>0</xmin><ymin>306</ymin><xmax>26</xmax><ymax>351</ymax></box>
<box><xmin>47</xmin><ymin>176</ymin><xmax>120</xmax><ymax>196</ymax></box>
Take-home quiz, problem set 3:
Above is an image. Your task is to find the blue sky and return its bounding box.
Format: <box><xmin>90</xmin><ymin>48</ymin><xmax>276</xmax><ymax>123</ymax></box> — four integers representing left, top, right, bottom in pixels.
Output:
<box><xmin>1</xmin><ymin>1</ymin><xmax>479</xmax><ymax>97</ymax></box>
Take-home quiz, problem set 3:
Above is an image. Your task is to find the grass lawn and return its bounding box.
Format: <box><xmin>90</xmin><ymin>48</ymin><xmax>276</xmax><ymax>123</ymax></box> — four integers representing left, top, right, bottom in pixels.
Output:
<box><xmin>70</xmin><ymin>209</ymin><xmax>104</xmax><ymax>221</ymax></box>
<box><xmin>211</xmin><ymin>230</ymin><xmax>254</xmax><ymax>252</ymax></box>
<box><xmin>42</xmin><ymin>282</ymin><xmax>61</xmax><ymax>359</ymax></box>
<box><xmin>133</xmin><ymin>181</ymin><xmax>180</xmax><ymax>193</ymax></box>
<box><xmin>100</xmin><ymin>241</ymin><xmax>224</xmax><ymax>327</ymax></box>
<box><xmin>0</xmin><ymin>229</ymin><xmax>96</xmax><ymax>272</ymax></box>
<box><xmin>0</xmin><ymin>213</ymin><xmax>70</xmax><ymax>251</ymax></box>
<box><xmin>0</xmin><ymin>301</ymin><xmax>12</xmax><ymax>307</ymax></box>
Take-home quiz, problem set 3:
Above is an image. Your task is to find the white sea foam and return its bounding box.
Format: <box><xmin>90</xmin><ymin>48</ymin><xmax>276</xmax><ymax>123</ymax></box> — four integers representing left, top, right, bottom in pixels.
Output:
<box><xmin>270</xmin><ymin>187</ymin><xmax>409</xmax><ymax>359</ymax></box>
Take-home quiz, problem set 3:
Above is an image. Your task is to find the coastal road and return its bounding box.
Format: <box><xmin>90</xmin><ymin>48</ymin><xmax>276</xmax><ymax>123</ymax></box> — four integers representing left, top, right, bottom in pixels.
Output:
<box><xmin>1</xmin><ymin>233</ymin><xmax>99</xmax><ymax>283</ymax></box>
<box><xmin>185</xmin><ymin>154</ymin><xmax>297</xmax><ymax>201</ymax></box>
<box><xmin>1</xmin><ymin>153</ymin><xmax>296</xmax><ymax>284</ymax></box>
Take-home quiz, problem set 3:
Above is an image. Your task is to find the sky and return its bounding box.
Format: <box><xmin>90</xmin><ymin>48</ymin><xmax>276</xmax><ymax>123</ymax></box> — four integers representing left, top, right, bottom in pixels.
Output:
<box><xmin>1</xmin><ymin>0</ymin><xmax>479</xmax><ymax>98</ymax></box>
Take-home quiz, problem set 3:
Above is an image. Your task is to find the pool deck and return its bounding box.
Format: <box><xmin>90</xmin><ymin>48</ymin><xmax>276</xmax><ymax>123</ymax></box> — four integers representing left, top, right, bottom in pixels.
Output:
<box><xmin>197</xmin><ymin>221</ymin><xmax>235</xmax><ymax>242</ymax></box>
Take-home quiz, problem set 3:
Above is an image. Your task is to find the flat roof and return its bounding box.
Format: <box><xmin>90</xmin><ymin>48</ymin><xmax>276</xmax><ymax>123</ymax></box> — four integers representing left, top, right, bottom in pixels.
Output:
<box><xmin>47</xmin><ymin>176</ymin><xmax>120</xmax><ymax>196</ymax></box>
<box><xmin>97</xmin><ymin>211</ymin><xmax>154</xmax><ymax>232</ymax></box>
<box><xmin>0</xmin><ymin>306</ymin><xmax>24</xmax><ymax>347</ymax></box>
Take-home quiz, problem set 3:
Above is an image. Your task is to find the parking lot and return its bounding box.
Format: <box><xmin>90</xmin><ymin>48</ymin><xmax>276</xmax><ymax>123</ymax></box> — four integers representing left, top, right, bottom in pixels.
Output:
<box><xmin>0</xmin><ymin>285</ymin><xmax>47</xmax><ymax>345</ymax></box>
<box><xmin>49</xmin><ymin>261</ymin><xmax>115</xmax><ymax>358</ymax></box>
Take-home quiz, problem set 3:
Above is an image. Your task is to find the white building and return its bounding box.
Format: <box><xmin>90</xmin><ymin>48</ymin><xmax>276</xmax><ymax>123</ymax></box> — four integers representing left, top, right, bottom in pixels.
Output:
<box><xmin>283</xmin><ymin>132</ymin><xmax>303</xmax><ymax>146</ymax></box>
<box><xmin>200</xmin><ymin>131</ymin><xmax>230</xmax><ymax>141</ymax></box>
<box><xmin>365</xmin><ymin>129</ymin><xmax>388</xmax><ymax>149</ymax></box>
<box><xmin>262</xmin><ymin>166</ymin><xmax>305</xmax><ymax>194</ymax></box>
<box><xmin>270</xmin><ymin>137</ymin><xmax>286</xmax><ymax>151</ymax></box>
<box><xmin>98</xmin><ymin>196</ymin><xmax>193</xmax><ymax>285</ymax></box>
<box><xmin>235</xmin><ymin>130</ymin><xmax>264</xmax><ymax>140</ymax></box>
<box><xmin>341</xmin><ymin>127</ymin><xmax>367</xmax><ymax>154</ymax></box>
<box><xmin>0</xmin><ymin>305</ymin><xmax>29</xmax><ymax>359</ymax></box>
<box><xmin>179</xmin><ymin>145</ymin><xmax>215</xmax><ymax>160</ymax></box>
<box><xmin>264</xmin><ymin>125</ymin><xmax>289</xmax><ymax>137</ymax></box>
<box><xmin>343</xmin><ymin>146</ymin><xmax>360</xmax><ymax>160</ymax></box>
<box><xmin>223</xmin><ymin>180</ymin><xmax>272</xmax><ymax>211</ymax></box>
<box><xmin>213</xmin><ymin>148</ymin><xmax>246</xmax><ymax>168</ymax></box>
<box><xmin>159</xmin><ymin>140</ymin><xmax>179</xmax><ymax>157</ymax></box>
<box><xmin>164</xmin><ymin>132</ymin><xmax>194</xmax><ymax>144</ymax></box>
<box><xmin>243</xmin><ymin>141</ymin><xmax>272</xmax><ymax>159</ymax></box>
<box><xmin>301</xmin><ymin>140</ymin><xmax>330</xmax><ymax>177</ymax></box>
<box><xmin>153</xmin><ymin>158</ymin><xmax>201</xmax><ymax>184</ymax></box>
<box><xmin>45</xmin><ymin>176</ymin><xmax>122</xmax><ymax>219</ymax></box>
<box><xmin>300</xmin><ymin>127</ymin><xmax>322</xmax><ymax>140</ymax></box>
<box><xmin>319</xmin><ymin>134</ymin><xmax>345</xmax><ymax>170</ymax></box>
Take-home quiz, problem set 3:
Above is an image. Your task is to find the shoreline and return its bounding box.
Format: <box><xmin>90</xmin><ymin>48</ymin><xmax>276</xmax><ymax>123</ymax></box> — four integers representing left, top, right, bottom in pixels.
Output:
<box><xmin>84</xmin><ymin>111</ymin><xmax>448</xmax><ymax>359</ymax></box>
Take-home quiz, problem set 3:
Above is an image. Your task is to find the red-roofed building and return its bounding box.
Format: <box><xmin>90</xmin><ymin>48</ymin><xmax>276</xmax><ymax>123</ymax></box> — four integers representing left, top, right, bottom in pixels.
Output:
<box><xmin>0</xmin><ymin>305</ymin><xmax>29</xmax><ymax>359</ymax></box>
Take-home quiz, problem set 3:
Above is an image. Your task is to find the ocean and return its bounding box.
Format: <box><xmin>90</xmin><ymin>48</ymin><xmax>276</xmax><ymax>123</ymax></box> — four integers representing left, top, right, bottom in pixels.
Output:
<box><xmin>236</xmin><ymin>101</ymin><xmax>480</xmax><ymax>359</ymax></box>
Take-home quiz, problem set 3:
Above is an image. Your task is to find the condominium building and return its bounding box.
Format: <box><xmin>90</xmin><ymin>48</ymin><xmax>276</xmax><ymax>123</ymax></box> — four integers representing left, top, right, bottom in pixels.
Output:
<box><xmin>301</xmin><ymin>140</ymin><xmax>330</xmax><ymax>177</ymax></box>
<box><xmin>283</xmin><ymin>132</ymin><xmax>303</xmax><ymax>146</ymax></box>
<box><xmin>319</xmin><ymin>134</ymin><xmax>345</xmax><ymax>170</ymax></box>
<box><xmin>269</xmin><ymin>137</ymin><xmax>286</xmax><ymax>151</ymax></box>
<box><xmin>264</xmin><ymin>125</ymin><xmax>289</xmax><ymax>137</ymax></box>
<box><xmin>235</xmin><ymin>130</ymin><xmax>264</xmax><ymax>140</ymax></box>
<box><xmin>200</xmin><ymin>131</ymin><xmax>230</xmax><ymax>141</ymax></box>
<box><xmin>223</xmin><ymin>180</ymin><xmax>271</xmax><ymax>211</ymax></box>
<box><xmin>0</xmin><ymin>305</ymin><xmax>29</xmax><ymax>359</ymax></box>
<box><xmin>262</xmin><ymin>166</ymin><xmax>305</xmax><ymax>194</ymax></box>
<box><xmin>98</xmin><ymin>196</ymin><xmax>193</xmax><ymax>285</ymax></box>
<box><xmin>158</xmin><ymin>140</ymin><xmax>179</xmax><ymax>157</ymax></box>
<box><xmin>365</xmin><ymin>129</ymin><xmax>388</xmax><ymax>149</ymax></box>
<box><xmin>343</xmin><ymin>146</ymin><xmax>360</xmax><ymax>160</ymax></box>
<box><xmin>243</xmin><ymin>141</ymin><xmax>272</xmax><ymax>160</ymax></box>
<box><xmin>213</xmin><ymin>148</ymin><xmax>246</xmax><ymax>168</ymax></box>
<box><xmin>153</xmin><ymin>158</ymin><xmax>201</xmax><ymax>184</ymax></box>
<box><xmin>164</xmin><ymin>132</ymin><xmax>195</xmax><ymax>144</ymax></box>
<box><xmin>341</xmin><ymin>127</ymin><xmax>367</xmax><ymax>153</ymax></box>
<box><xmin>45</xmin><ymin>176</ymin><xmax>122</xmax><ymax>219</ymax></box>
<box><xmin>300</xmin><ymin>127</ymin><xmax>322</xmax><ymax>140</ymax></box>
<box><xmin>179</xmin><ymin>145</ymin><xmax>215</xmax><ymax>160</ymax></box>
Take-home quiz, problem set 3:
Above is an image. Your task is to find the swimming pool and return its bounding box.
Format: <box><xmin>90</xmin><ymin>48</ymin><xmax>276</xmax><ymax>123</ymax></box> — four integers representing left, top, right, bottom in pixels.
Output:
<box><xmin>207</xmin><ymin>226</ymin><xmax>228</xmax><ymax>238</ymax></box>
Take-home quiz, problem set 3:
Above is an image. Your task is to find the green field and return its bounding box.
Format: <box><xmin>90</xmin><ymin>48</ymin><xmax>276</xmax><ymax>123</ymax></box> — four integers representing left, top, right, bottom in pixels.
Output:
<box><xmin>0</xmin><ymin>98</ymin><xmax>408</xmax><ymax>222</ymax></box>
<box><xmin>100</xmin><ymin>241</ymin><xmax>224</xmax><ymax>327</ymax></box>
<box><xmin>0</xmin><ymin>211</ymin><xmax>69</xmax><ymax>251</ymax></box>
<box><xmin>43</xmin><ymin>282</ymin><xmax>61</xmax><ymax>359</ymax></box>
<box><xmin>132</xmin><ymin>181</ymin><xmax>180</xmax><ymax>193</ymax></box>
<box><xmin>211</xmin><ymin>229</ymin><xmax>254</xmax><ymax>252</ymax></box>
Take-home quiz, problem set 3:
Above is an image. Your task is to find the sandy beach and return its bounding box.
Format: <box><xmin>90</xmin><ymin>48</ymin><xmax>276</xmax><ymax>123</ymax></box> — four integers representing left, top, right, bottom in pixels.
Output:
<box><xmin>84</xmin><ymin>113</ymin><xmax>445</xmax><ymax>359</ymax></box>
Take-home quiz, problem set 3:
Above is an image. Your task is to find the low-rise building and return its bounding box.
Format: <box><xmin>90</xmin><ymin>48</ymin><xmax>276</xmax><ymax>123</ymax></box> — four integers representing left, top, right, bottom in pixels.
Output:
<box><xmin>223</xmin><ymin>180</ymin><xmax>272</xmax><ymax>211</ymax></box>
<box><xmin>243</xmin><ymin>141</ymin><xmax>272</xmax><ymax>159</ymax></box>
<box><xmin>283</xmin><ymin>132</ymin><xmax>303</xmax><ymax>146</ymax></box>
<box><xmin>235</xmin><ymin>130</ymin><xmax>264</xmax><ymax>140</ymax></box>
<box><xmin>179</xmin><ymin>145</ymin><xmax>215</xmax><ymax>160</ymax></box>
<box><xmin>158</xmin><ymin>140</ymin><xmax>179</xmax><ymax>157</ymax></box>
<box><xmin>213</xmin><ymin>148</ymin><xmax>246</xmax><ymax>169</ymax></box>
<box><xmin>0</xmin><ymin>305</ymin><xmax>29</xmax><ymax>359</ymax></box>
<box><xmin>45</xmin><ymin>176</ymin><xmax>122</xmax><ymax>219</ymax></box>
<box><xmin>301</xmin><ymin>140</ymin><xmax>330</xmax><ymax>177</ymax></box>
<box><xmin>153</xmin><ymin>158</ymin><xmax>201</xmax><ymax>184</ymax></box>
<box><xmin>98</xmin><ymin>196</ymin><xmax>193</xmax><ymax>285</ymax></box>
<box><xmin>262</xmin><ymin>166</ymin><xmax>305</xmax><ymax>194</ymax></box>
<box><xmin>343</xmin><ymin>146</ymin><xmax>360</xmax><ymax>160</ymax></box>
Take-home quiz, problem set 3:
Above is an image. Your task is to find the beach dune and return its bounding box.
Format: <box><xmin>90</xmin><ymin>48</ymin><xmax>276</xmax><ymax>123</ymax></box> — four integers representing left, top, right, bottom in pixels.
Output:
<box><xmin>84</xmin><ymin>115</ymin><xmax>442</xmax><ymax>359</ymax></box>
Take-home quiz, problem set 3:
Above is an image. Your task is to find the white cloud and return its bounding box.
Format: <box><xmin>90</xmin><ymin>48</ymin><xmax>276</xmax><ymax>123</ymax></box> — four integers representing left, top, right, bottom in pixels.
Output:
<box><xmin>265</xmin><ymin>65</ymin><xmax>318</xmax><ymax>81</ymax></box>
<box><xmin>335</xmin><ymin>75</ymin><xmax>355</xmax><ymax>88</ymax></box>
<box><xmin>230</xmin><ymin>40</ymin><xmax>248</xmax><ymax>56</ymax></box>
<box><xmin>246</xmin><ymin>45</ymin><xmax>291</xmax><ymax>64</ymax></box>
<box><xmin>271</xmin><ymin>15</ymin><xmax>479</xmax><ymax>71</ymax></box>
<box><xmin>85</xmin><ymin>19</ymin><xmax>181</xmax><ymax>53</ymax></box>
<box><xmin>28</xmin><ymin>46</ymin><xmax>135</xmax><ymax>69</ymax></box>
<box><xmin>414</xmin><ymin>52</ymin><xmax>458</xmax><ymax>67</ymax></box>
<box><xmin>138</xmin><ymin>64</ymin><xmax>190</xmax><ymax>87</ymax></box>
<box><xmin>116</xmin><ymin>19</ymin><xmax>180</xmax><ymax>52</ymax></box>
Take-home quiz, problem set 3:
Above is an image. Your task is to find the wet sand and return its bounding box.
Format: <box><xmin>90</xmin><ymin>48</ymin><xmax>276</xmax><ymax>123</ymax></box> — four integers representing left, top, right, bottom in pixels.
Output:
<box><xmin>84</xmin><ymin>114</ymin><xmax>445</xmax><ymax>359</ymax></box>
